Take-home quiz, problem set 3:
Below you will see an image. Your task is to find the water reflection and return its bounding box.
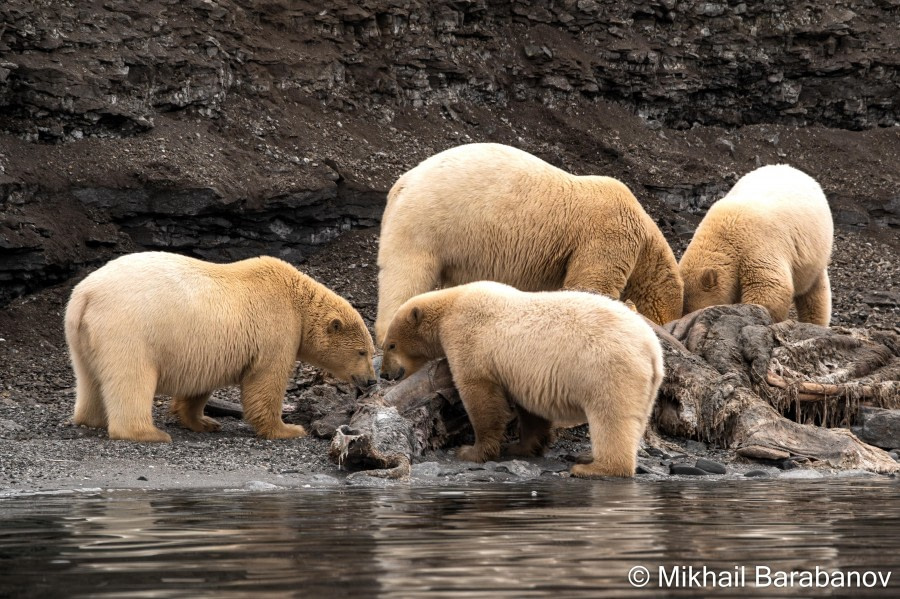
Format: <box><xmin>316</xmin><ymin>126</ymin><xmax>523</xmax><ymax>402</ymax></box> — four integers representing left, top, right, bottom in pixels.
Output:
<box><xmin>1</xmin><ymin>479</ymin><xmax>898</xmax><ymax>597</ymax></box>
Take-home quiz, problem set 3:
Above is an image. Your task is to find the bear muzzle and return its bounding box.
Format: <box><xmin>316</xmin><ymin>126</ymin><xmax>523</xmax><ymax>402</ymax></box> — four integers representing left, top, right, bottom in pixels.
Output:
<box><xmin>380</xmin><ymin>366</ymin><xmax>405</xmax><ymax>381</ymax></box>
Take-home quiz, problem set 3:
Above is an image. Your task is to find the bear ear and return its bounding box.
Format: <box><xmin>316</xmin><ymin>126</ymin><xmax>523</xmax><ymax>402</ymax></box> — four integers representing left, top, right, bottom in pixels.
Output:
<box><xmin>407</xmin><ymin>306</ymin><xmax>423</xmax><ymax>327</ymax></box>
<box><xmin>700</xmin><ymin>268</ymin><xmax>718</xmax><ymax>291</ymax></box>
<box><xmin>329</xmin><ymin>318</ymin><xmax>343</xmax><ymax>333</ymax></box>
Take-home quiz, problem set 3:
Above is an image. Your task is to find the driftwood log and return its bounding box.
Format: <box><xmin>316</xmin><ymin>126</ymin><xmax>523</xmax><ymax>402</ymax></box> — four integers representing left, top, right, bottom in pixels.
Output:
<box><xmin>657</xmin><ymin>305</ymin><xmax>899</xmax><ymax>472</ymax></box>
<box><xmin>327</xmin><ymin>304</ymin><xmax>900</xmax><ymax>475</ymax></box>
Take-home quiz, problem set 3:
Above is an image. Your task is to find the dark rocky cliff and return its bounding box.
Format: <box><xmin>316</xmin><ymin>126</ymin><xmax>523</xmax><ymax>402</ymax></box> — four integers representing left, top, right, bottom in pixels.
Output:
<box><xmin>1</xmin><ymin>0</ymin><xmax>898</xmax><ymax>303</ymax></box>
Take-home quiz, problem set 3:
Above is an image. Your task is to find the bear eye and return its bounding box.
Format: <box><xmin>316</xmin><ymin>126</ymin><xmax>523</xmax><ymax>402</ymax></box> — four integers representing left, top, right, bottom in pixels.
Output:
<box><xmin>388</xmin><ymin>343</ymin><xmax>396</xmax><ymax>350</ymax></box>
<box><xmin>358</xmin><ymin>350</ymin><xmax>366</xmax><ymax>356</ymax></box>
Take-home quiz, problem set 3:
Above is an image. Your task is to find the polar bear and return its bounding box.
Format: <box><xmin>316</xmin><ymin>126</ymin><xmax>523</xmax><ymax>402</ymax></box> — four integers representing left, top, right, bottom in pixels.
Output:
<box><xmin>679</xmin><ymin>164</ymin><xmax>834</xmax><ymax>325</ymax></box>
<box><xmin>380</xmin><ymin>282</ymin><xmax>664</xmax><ymax>478</ymax></box>
<box><xmin>64</xmin><ymin>252</ymin><xmax>376</xmax><ymax>442</ymax></box>
<box><xmin>374</xmin><ymin>143</ymin><xmax>683</xmax><ymax>344</ymax></box>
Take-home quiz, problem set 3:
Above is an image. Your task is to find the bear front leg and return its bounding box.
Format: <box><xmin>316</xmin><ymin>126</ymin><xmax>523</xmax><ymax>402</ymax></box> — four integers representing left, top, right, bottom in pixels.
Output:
<box><xmin>738</xmin><ymin>263</ymin><xmax>794</xmax><ymax>323</ymax></box>
<box><xmin>563</xmin><ymin>240</ymin><xmax>635</xmax><ymax>300</ymax></box>
<box><xmin>455</xmin><ymin>378</ymin><xmax>513</xmax><ymax>463</ymax></box>
<box><xmin>170</xmin><ymin>393</ymin><xmax>220</xmax><ymax>433</ymax></box>
<box><xmin>794</xmin><ymin>269</ymin><xmax>832</xmax><ymax>326</ymax></box>
<box><xmin>505</xmin><ymin>405</ymin><xmax>553</xmax><ymax>458</ymax></box>
<box><xmin>374</xmin><ymin>253</ymin><xmax>441</xmax><ymax>346</ymax></box>
<box><xmin>240</xmin><ymin>365</ymin><xmax>306</xmax><ymax>440</ymax></box>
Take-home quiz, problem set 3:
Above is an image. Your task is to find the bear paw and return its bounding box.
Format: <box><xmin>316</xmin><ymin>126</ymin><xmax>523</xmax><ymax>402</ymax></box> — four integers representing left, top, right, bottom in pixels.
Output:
<box><xmin>187</xmin><ymin>416</ymin><xmax>222</xmax><ymax>433</ymax></box>
<box><xmin>570</xmin><ymin>462</ymin><xmax>633</xmax><ymax>478</ymax></box>
<box><xmin>456</xmin><ymin>444</ymin><xmax>496</xmax><ymax>463</ymax></box>
<box><xmin>109</xmin><ymin>427</ymin><xmax>172</xmax><ymax>443</ymax></box>
<box><xmin>259</xmin><ymin>423</ymin><xmax>307</xmax><ymax>440</ymax></box>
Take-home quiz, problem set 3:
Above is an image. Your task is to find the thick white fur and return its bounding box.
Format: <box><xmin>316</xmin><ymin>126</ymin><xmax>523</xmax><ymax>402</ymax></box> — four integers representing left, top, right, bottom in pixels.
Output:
<box><xmin>381</xmin><ymin>282</ymin><xmax>664</xmax><ymax>477</ymax></box>
<box><xmin>679</xmin><ymin>164</ymin><xmax>834</xmax><ymax>325</ymax></box>
<box><xmin>375</xmin><ymin>143</ymin><xmax>684</xmax><ymax>343</ymax></box>
<box><xmin>64</xmin><ymin>252</ymin><xmax>375</xmax><ymax>442</ymax></box>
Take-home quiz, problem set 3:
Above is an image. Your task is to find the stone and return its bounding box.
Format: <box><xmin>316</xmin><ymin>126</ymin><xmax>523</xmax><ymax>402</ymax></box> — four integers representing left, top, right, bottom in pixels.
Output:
<box><xmin>669</xmin><ymin>464</ymin><xmax>710</xmax><ymax>476</ymax></box>
<box><xmin>636</xmin><ymin>464</ymin><xmax>668</xmax><ymax>476</ymax></box>
<box><xmin>695</xmin><ymin>458</ymin><xmax>727</xmax><ymax>474</ymax></box>
<box><xmin>744</xmin><ymin>469</ymin><xmax>770</xmax><ymax>477</ymax></box>
<box><xmin>854</xmin><ymin>407</ymin><xmax>900</xmax><ymax>449</ymax></box>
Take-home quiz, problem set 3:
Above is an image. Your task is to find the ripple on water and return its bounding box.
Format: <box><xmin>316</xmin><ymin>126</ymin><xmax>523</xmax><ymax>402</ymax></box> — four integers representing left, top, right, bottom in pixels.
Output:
<box><xmin>1</xmin><ymin>478</ymin><xmax>899</xmax><ymax>598</ymax></box>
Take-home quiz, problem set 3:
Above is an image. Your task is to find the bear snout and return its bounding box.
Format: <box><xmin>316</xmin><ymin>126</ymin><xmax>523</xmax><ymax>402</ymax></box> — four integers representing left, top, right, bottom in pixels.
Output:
<box><xmin>351</xmin><ymin>374</ymin><xmax>378</xmax><ymax>390</ymax></box>
<box><xmin>380</xmin><ymin>366</ymin><xmax>405</xmax><ymax>381</ymax></box>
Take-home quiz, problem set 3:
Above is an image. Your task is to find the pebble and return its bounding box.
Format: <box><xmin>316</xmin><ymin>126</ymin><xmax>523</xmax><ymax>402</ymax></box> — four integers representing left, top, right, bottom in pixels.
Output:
<box><xmin>744</xmin><ymin>470</ymin><xmax>770</xmax><ymax>478</ymax></box>
<box><xmin>695</xmin><ymin>458</ymin><xmax>727</xmax><ymax>474</ymax></box>
<box><xmin>636</xmin><ymin>464</ymin><xmax>668</xmax><ymax>476</ymax></box>
<box><xmin>645</xmin><ymin>447</ymin><xmax>670</xmax><ymax>459</ymax></box>
<box><xmin>669</xmin><ymin>464</ymin><xmax>710</xmax><ymax>476</ymax></box>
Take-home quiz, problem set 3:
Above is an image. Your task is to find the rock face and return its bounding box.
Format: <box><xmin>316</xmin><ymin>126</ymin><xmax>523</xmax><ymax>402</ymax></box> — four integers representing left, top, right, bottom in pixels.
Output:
<box><xmin>1</xmin><ymin>0</ymin><xmax>899</xmax><ymax>303</ymax></box>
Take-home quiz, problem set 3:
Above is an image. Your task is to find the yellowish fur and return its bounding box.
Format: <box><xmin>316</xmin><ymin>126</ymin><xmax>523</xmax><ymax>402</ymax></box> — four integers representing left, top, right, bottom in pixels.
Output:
<box><xmin>374</xmin><ymin>143</ymin><xmax>684</xmax><ymax>344</ymax></box>
<box><xmin>679</xmin><ymin>164</ymin><xmax>834</xmax><ymax>325</ymax></box>
<box><xmin>64</xmin><ymin>252</ymin><xmax>376</xmax><ymax>443</ymax></box>
<box><xmin>381</xmin><ymin>282</ymin><xmax>664</xmax><ymax>478</ymax></box>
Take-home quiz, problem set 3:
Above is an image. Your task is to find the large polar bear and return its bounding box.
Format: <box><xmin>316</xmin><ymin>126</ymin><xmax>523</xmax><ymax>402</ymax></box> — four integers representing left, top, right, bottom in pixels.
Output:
<box><xmin>374</xmin><ymin>143</ymin><xmax>683</xmax><ymax>344</ymax></box>
<box><xmin>64</xmin><ymin>252</ymin><xmax>376</xmax><ymax>442</ymax></box>
<box><xmin>679</xmin><ymin>164</ymin><xmax>834</xmax><ymax>325</ymax></box>
<box><xmin>380</xmin><ymin>282</ymin><xmax>664</xmax><ymax>478</ymax></box>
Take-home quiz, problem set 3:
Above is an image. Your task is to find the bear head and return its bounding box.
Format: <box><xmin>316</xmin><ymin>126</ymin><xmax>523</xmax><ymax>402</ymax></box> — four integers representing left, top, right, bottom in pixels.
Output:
<box><xmin>682</xmin><ymin>267</ymin><xmax>730</xmax><ymax>315</ymax></box>
<box><xmin>380</xmin><ymin>298</ymin><xmax>441</xmax><ymax>381</ymax></box>
<box><xmin>303</xmin><ymin>306</ymin><xmax>377</xmax><ymax>389</ymax></box>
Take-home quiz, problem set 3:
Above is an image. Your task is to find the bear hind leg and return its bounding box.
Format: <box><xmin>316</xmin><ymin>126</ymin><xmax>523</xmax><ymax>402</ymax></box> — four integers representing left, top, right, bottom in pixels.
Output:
<box><xmin>505</xmin><ymin>405</ymin><xmax>553</xmax><ymax>458</ymax></box>
<box><xmin>455</xmin><ymin>379</ymin><xmax>513</xmax><ymax>463</ymax></box>
<box><xmin>102</xmin><ymin>362</ymin><xmax>171</xmax><ymax>443</ymax></box>
<box><xmin>571</xmin><ymin>411</ymin><xmax>643</xmax><ymax>478</ymax></box>
<box><xmin>71</xmin><ymin>352</ymin><xmax>107</xmax><ymax>429</ymax></box>
<box><xmin>170</xmin><ymin>393</ymin><xmax>220</xmax><ymax>433</ymax></box>
<box><xmin>794</xmin><ymin>270</ymin><xmax>831</xmax><ymax>326</ymax></box>
<box><xmin>240</xmin><ymin>366</ymin><xmax>305</xmax><ymax>440</ymax></box>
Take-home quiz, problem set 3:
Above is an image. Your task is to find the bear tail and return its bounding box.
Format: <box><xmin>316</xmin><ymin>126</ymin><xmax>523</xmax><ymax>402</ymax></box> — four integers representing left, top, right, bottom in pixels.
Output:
<box><xmin>64</xmin><ymin>288</ymin><xmax>90</xmax><ymax>352</ymax></box>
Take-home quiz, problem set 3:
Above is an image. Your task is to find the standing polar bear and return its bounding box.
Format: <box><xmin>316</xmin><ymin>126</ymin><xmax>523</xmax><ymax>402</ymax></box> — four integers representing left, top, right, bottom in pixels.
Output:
<box><xmin>64</xmin><ymin>252</ymin><xmax>376</xmax><ymax>442</ymax></box>
<box><xmin>679</xmin><ymin>164</ymin><xmax>834</xmax><ymax>325</ymax></box>
<box><xmin>374</xmin><ymin>143</ymin><xmax>683</xmax><ymax>344</ymax></box>
<box><xmin>380</xmin><ymin>282</ymin><xmax>664</xmax><ymax>478</ymax></box>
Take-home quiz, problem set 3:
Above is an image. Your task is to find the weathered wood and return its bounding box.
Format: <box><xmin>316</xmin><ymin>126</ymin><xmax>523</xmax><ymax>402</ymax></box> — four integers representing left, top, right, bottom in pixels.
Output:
<box><xmin>654</xmin><ymin>304</ymin><xmax>899</xmax><ymax>473</ymax></box>
<box><xmin>766</xmin><ymin>371</ymin><xmax>899</xmax><ymax>404</ymax></box>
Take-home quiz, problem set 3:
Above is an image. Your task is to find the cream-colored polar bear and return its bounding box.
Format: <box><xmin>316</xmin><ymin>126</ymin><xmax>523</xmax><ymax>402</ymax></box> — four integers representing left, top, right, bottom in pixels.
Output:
<box><xmin>64</xmin><ymin>252</ymin><xmax>376</xmax><ymax>442</ymax></box>
<box><xmin>679</xmin><ymin>164</ymin><xmax>833</xmax><ymax>325</ymax></box>
<box><xmin>380</xmin><ymin>282</ymin><xmax>663</xmax><ymax>478</ymax></box>
<box><xmin>374</xmin><ymin>143</ymin><xmax>683</xmax><ymax>344</ymax></box>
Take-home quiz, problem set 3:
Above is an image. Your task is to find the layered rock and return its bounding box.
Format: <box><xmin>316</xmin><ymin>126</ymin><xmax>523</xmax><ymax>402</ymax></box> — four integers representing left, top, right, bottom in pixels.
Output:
<box><xmin>0</xmin><ymin>0</ymin><xmax>898</xmax><ymax>303</ymax></box>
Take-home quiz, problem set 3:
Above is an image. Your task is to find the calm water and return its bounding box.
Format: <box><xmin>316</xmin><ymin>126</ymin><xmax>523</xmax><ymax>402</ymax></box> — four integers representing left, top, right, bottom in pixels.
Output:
<box><xmin>1</xmin><ymin>478</ymin><xmax>899</xmax><ymax>598</ymax></box>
